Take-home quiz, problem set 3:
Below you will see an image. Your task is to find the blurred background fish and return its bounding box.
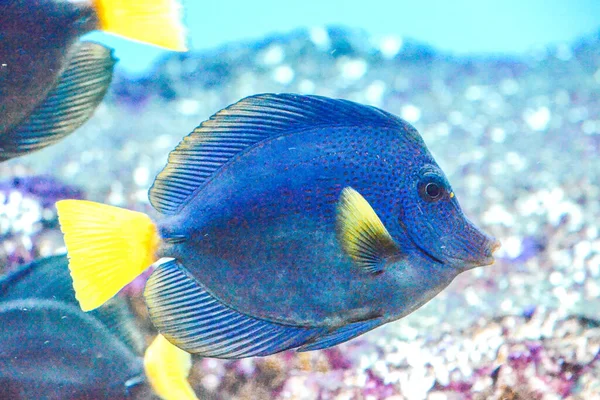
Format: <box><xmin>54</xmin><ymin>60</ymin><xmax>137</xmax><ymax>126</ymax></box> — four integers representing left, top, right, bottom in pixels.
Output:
<box><xmin>0</xmin><ymin>0</ymin><xmax>187</xmax><ymax>162</ymax></box>
<box><xmin>56</xmin><ymin>93</ymin><xmax>499</xmax><ymax>359</ymax></box>
<box><xmin>0</xmin><ymin>255</ymin><xmax>198</xmax><ymax>400</ymax></box>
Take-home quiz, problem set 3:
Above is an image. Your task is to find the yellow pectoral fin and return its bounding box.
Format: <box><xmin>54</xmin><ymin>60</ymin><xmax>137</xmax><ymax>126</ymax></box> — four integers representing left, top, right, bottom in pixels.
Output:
<box><xmin>144</xmin><ymin>334</ymin><xmax>198</xmax><ymax>400</ymax></box>
<box><xmin>92</xmin><ymin>0</ymin><xmax>187</xmax><ymax>51</ymax></box>
<box><xmin>56</xmin><ymin>200</ymin><xmax>160</xmax><ymax>311</ymax></box>
<box><xmin>336</xmin><ymin>187</ymin><xmax>401</xmax><ymax>274</ymax></box>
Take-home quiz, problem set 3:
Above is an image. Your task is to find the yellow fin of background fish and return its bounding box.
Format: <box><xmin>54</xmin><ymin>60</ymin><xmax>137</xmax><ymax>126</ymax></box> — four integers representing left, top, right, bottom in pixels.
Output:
<box><xmin>144</xmin><ymin>334</ymin><xmax>198</xmax><ymax>400</ymax></box>
<box><xmin>92</xmin><ymin>0</ymin><xmax>187</xmax><ymax>51</ymax></box>
<box><xmin>336</xmin><ymin>187</ymin><xmax>400</xmax><ymax>274</ymax></box>
<box><xmin>56</xmin><ymin>200</ymin><xmax>160</xmax><ymax>311</ymax></box>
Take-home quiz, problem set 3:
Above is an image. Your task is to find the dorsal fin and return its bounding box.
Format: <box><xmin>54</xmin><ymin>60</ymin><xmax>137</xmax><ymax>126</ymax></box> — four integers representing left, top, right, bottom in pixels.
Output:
<box><xmin>149</xmin><ymin>93</ymin><xmax>405</xmax><ymax>214</ymax></box>
<box><xmin>0</xmin><ymin>254</ymin><xmax>146</xmax><ymax>356</ymax></box>
<box><xmin>0</xmin><ymin>254</ymin><xmax>78</xmax><ymax>303</ymax></box>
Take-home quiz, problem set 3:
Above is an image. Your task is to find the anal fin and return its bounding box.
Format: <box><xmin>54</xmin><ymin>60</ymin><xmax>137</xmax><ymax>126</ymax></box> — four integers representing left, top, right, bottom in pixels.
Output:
<box><xmin>144</xmin><ymin>260</ymin><xmax>324</xmax><ymax>359</ymax></box>
<box><xmin>298</xmin><ymin>318</ymin><xmax>383</xmax><ymax>352</ymax></box>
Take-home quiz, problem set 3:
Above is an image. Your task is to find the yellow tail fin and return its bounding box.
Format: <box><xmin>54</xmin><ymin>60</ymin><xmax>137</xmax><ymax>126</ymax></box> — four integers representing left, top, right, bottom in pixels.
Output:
<box><xmin>145</xmin><ymin>334</ymin><xmax>198</xmax><ymax>400</ymax></box>
<box><xmin>92</xmin><ymin>0</ymin><xmax>187</xmax><ymax>51</ymax></box>
<box><xmin>56</xmin><ymin>200</ymin><xmax>160</xmax><ymax>311</ymax></box>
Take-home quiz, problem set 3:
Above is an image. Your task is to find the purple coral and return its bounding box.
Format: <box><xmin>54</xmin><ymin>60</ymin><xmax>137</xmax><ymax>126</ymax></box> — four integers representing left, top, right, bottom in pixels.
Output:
<box><xmin>0</xmin><ymin>175</ymin><xmax>84</xmax><ymax>209</ymax></box>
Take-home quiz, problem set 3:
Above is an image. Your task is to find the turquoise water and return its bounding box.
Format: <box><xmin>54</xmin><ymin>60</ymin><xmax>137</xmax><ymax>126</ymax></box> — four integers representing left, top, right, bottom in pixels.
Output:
<box><xmin>85</xmin><ymin>0</ymin><xmax>600</xmax><ymax>73</ymax></box>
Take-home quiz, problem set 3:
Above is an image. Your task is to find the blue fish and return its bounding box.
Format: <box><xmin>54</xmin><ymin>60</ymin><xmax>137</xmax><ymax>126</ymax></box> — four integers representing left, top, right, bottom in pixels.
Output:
<box><xmin>57</xmin><ymin>94</ymin><xmax>500</xmax><ymax>359</ymax></box>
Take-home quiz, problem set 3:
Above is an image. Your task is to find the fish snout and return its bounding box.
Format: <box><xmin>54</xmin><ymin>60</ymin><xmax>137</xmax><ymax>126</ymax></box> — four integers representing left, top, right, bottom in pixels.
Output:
<box><xmin>460</xmin><ymin>234</ymin><xmax>501</xmax><ymax>269</ymax></box>
<box><xmin>478</xmin><ymin>237</ymin><xmax>501</xmax><ymax>266</ymax></box>
<box><xmin>442</xmin><ymin>224</ymin><xmax>501</xmax><ymax>270</ymax></box>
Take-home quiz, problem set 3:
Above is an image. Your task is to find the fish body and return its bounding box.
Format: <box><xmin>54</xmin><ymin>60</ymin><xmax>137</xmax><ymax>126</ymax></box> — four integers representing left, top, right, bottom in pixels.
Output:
<box><xmin>0</xmin><ymin>0</ymin><xmax>186</xmax><ymax>161</ymax></box>
<box><xmin>0</xmin><ymin>299</ymin><xmax>148</xmax><ymax>400</ymax></box>
<box><xmin>161</xmin><ymin>124</ymin><xmax>458</xmax><ymax>328</ymax></box>
<box><xmin>57</xmin><ymin>94</ymin><xmax>500</xmax><ymax>359</ymax></box>
<box><xmin>0</xmin><ymin>255</ymin><xmax>198</xmax><ymax>400</ymax></box>
<box><xmin>0</xmin><ymin>254</ymin><xmax>146</xmax><ymax>354</ymax></box>
<box><xmin>0</xmin><ymin>256</ymin><xmax>148</xmax><ymax>400</ymax></box>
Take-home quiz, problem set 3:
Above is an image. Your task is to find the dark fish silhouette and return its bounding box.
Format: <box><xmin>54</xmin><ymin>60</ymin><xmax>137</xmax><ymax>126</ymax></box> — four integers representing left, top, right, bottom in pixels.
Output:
<box><xmin>0</xmin><ymin>0</ymin><xmax>186</xmax><ymax>161</ymax></box>
<box><xmin>0</xmin><ymin>255</ymin><xmax>198</xmax><ymax>399</ymax></box>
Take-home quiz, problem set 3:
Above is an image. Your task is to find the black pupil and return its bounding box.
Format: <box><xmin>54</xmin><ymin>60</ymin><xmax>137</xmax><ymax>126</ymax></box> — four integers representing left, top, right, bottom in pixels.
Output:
<box><xmin>425</xmin><ymin>183</ymin><xmax>441</xmax><ymax>198</ymax></box>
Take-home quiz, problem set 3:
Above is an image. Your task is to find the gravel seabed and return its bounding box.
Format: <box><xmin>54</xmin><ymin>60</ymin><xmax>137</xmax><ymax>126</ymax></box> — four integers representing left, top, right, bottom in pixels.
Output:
<box><xmin>1</xmin><ymin>26</ymin><xmax>599</xmax><ymax>399</ymax></box>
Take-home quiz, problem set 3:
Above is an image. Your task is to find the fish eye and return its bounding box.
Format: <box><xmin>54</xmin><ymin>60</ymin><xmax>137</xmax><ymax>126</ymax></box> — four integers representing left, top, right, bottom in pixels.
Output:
<box><xmin>418</xmin><ymin>178</ymin><xmax>446</xmax><ymax>202</ymax></box>
<box><xmin>426</xmin><ymin>183</ymin><xmax>441</xmax><ymax>199</ymax></box>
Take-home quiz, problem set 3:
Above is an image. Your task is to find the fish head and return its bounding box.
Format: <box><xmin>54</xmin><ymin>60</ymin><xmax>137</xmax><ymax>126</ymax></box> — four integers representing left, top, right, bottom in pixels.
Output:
<box><xmin>398</xmin><ymin>162</ymin><xmax>500</xmax><ymax>271</ymax></box>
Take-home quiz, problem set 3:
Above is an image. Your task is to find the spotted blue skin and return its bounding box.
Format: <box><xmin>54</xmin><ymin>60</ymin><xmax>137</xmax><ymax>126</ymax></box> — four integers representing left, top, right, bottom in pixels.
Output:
<box><xmin>157</xmin><ymin>119</ymin><xmax>496</xmax><ymax>330</ymax></box>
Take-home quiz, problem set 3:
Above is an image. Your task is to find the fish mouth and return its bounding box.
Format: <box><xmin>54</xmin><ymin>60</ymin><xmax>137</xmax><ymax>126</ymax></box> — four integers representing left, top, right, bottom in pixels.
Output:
<box><xmin>450</xmin><ymin>238</ymin><xmax>501</xmax><ymax>270</ymax></box>
<box><xmin>407</xmin><ymin>226</ymin><xmax>501</xmax><ymax>269</ymax></box>
<box><xmin>400</xmin><ymin>219</ymin><xmax>500</xmax><ymax>268</ymax></box>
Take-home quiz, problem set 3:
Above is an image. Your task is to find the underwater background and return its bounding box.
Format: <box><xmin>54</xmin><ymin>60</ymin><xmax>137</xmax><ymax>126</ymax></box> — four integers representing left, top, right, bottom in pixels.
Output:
<box><xmin>1</xmin><ymin>1</ymin><xmax>600</xmax><ymax>398</ymax></box>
